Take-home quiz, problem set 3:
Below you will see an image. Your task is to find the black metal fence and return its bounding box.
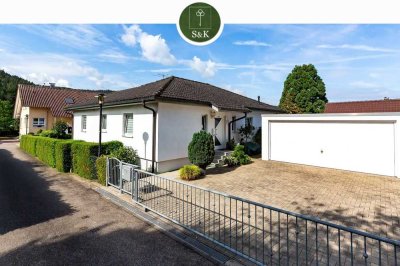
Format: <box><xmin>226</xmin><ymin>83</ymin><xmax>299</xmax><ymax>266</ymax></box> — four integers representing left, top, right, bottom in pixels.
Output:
<box><xmin>107</xmin><ymin>157</ymin><xmax>400</xmax><ymax>265</ymax></box>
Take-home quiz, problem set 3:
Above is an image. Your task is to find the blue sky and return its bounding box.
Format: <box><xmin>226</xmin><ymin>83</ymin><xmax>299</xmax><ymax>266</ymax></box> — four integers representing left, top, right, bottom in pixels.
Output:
<box><xmin>0</xmin><ymin>24</ymin><xmax>400</xmax><ymax>105</ymax></box>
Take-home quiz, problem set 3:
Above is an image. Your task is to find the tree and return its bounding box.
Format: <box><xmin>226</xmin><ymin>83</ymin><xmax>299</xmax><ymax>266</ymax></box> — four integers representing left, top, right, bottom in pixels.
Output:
<box><xmin>188</xmin><ymin>131</ymin><xmax>215</xmax><ymax>169</ymax></box>
<box><xmin>52</xmin><ymin>121</ymin><xmax>69</xmax><ymax>138</ymax></box>
<box><xmin>238</xmin><ymin>123</ymin><xmax>255</xmax><ymax>143</ymax></box>
<box><xmin>0</xmin><ymin>100</ymin><xmax>17</xmax><ymax>134</ymax></box>
<box><xmin>279</xmin><ymin>64</ymin><xmax>328</xmax><ymax>113</ymax></box>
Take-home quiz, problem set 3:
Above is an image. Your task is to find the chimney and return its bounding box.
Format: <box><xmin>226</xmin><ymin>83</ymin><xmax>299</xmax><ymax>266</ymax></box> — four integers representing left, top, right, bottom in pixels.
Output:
<box><xmin>49</xmin><ymin>82</ymin><xmax>56</xmax><ymax>87</ymax></box>
<box><xmin>257</xmin><ymin>96</ymin><xmax>260</xmax><ymax>103</ymax></box>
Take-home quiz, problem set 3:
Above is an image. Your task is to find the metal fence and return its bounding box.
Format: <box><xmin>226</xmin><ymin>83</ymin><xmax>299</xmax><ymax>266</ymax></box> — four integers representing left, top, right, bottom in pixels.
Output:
<box><xmin>106</xmin><ymin>157</ymin><xmax>400</xmax><ymax>265</ymax></box>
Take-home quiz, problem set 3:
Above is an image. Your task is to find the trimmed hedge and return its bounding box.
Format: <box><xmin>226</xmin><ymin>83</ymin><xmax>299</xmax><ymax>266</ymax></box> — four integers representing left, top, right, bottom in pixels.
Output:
<box><xmin>20</xmin><ymin>135</ymin><xmax>38</xmax><ymax>156</ymax></box>
<box><xmin>20</xmin><ymin>135</ymin><xmax>122</xmax><ymax>181</ymax></box>
<box><xmin>96</xmin><ymin>155</ymin><xmax>107</xmax><ymax>185</ymax></box>
<box><xmin>35</xmin><ymin>137</ymin><xmax>58</xmax><ymax>167</ymax></box>
<box><xmin>55</xmin><ymin>140</ymin><xmax>75</xmax><ymax>172</ymax></box>
<box><xmin>71</xmin><ymin>141</ymin><xmax>122</xmax><ymax>180</ymax></box>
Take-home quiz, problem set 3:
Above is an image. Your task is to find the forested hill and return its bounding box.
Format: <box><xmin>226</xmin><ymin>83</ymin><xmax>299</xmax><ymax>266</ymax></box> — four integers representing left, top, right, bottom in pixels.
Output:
<box><xmin>0</xmin><ymin>70</ymin><xmax>34</xmax><ymax>135</ymax></box>
<box><xmin>0</xmin><ymin>70</ymin><xmax>34</xmax><ymax>103</ymax></box>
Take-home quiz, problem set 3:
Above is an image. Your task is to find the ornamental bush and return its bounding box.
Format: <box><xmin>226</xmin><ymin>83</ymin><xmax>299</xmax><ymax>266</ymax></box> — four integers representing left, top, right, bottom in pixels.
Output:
<box><xmin>110</xmin><ymin>146</ymin><xmax>139</xmax><ymax>165</ymax></box>
<box><xmin>231</xmin><ymin>145</ymin><xmax>251</xmax><ymax>165</ymax></box>
<box><xmin>52</xmin><ymin>121</ymin><xmax>68</xmax><ymax>139</ymax></box>
<box><xmin>188</xmin><ymin>131</ymin><xmax>215</xmax><ymax>169</ymax></box>
<box><xmin>179</xmin><ymin>165</ymin><xmax>202</xmax><ymax>180</ymax></box>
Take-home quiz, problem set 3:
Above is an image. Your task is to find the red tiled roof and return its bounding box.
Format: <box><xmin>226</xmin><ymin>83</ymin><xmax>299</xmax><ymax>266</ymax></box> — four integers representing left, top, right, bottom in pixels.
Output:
<box><xmin>325</xmin><ymin>99</ymin><xmax>400</xmax><ymax>113</ymax></box>
<box><xmin>68</xmin><ymin>76</ymin><xmax>281</xmax><ymax>113</ymax></box>
<box><xmin>18</xmin><ymin>84</ymin><xmax>110</xmax><ymax>117</ymax></box>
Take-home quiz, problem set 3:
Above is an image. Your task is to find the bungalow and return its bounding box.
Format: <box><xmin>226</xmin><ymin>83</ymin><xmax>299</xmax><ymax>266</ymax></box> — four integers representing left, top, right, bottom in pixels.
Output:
<box><xmin>67</xmin><ymin>76</ymin><xmax>281</xmax><ymax>172</ymax></box>
<box><xmin>13</xmin><ymin>84</ymin><xmax>108</xmax><ymax>135</ymax></box>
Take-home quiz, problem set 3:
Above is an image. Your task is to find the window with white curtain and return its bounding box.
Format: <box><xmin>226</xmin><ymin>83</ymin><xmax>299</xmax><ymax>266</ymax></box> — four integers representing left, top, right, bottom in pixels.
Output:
<box><xmin>81</xmin><ymin>115</ymin><xmax>87</xmax><ymax>131</ymax></box>
<box><xmin>123</xmin><ymin>113</ymin><xmax>133</xmax><ymax>137</ymax></box>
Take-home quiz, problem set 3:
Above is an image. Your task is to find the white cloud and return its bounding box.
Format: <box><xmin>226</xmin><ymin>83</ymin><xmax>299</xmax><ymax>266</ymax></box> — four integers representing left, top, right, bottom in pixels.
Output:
<box><xmin>317</xmin><ymin>44</ymin><xmax>398</xmax><ymax>53</ymax></box>
<box><xmin>188</xmin><ymin>56</ymin><xmax>217</xmax><ymax>78</ymax></box>
<box><xmin>98</xmin><ymin>49</ymin><xmax>131</xmax><ymax>63</ymax></box>
<box><xmin>121</xmin><ymin>25</ymin><xmax>176</xmax><ymax>65</ymax></box>
<box><xmin>18</xmin><ymin>25</ymin><xmax>111</xmax><ymax>49</ymax></box>
<box><xmin>233</xmin><ymin>40</ymin><xmax>271</xmax><ymax>47</ymax></box>
<box><xmin>223</xmin><ymin>84</ymin><xmax>245</xmax><ymax>96</ymax></box>
<box><xmin>350</xmin><ymin>81</ymin><xmax>383</xmax><ymax>89</ymax></box>
<box><xmin>0</xmin><ymin>50</ymin><xmax>131</xmax><ymax>89</ymax></box>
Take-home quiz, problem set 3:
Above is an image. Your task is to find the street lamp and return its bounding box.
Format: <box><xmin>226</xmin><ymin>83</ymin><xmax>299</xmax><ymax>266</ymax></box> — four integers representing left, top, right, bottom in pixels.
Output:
<box><xmin>95</xmin><ymin>93</ymin><xmax>105</xmax><ymax>157</ymax></box>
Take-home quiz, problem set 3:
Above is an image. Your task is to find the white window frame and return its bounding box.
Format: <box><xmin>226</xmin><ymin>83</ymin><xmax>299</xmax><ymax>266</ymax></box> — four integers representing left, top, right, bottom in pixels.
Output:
<box><xmin>32</xmin><ymin>117</ymin><xmax>45</xmax><ymax>128</ymax></box>
<box><xmin>81</xmin><ymin>115</ymin><xmax>87</xmax><ymax>132</ymax></box>
<box><xmin>201</xmin><ymin>115</ymin><xmax>208</xmax><ymax>131</ymax></box>
<box><xmin>101</xmin><ymin>114</ymin><xmax>107</xmax><ymax>132</ymax></box>
<box><xmin>123</xmin><ymin>113</ymin><xmax>133</xmax><ymax>137</ymax></box>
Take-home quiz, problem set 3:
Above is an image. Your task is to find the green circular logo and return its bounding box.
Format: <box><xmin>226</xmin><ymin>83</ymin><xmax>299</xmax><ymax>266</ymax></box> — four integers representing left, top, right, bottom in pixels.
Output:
<box><xmin>177</xmin><ymin>2</ymin><xmax>222</xmax><ymax>46</ymax></box>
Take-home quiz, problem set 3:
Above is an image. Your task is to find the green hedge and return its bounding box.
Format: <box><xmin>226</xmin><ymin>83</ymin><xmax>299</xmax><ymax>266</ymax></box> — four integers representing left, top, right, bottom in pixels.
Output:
<box><xmin>20</xmin><ymin>135</ymin><xmax>38</xmax><ymax>156</ymax></box>
<box><xmin>35</xmin><ymin>137</ymin><xmax>58</xmax><ymax>167</ymax></box>
<box><xmin>20</xmin><ymin>135</ymin><xmax>122</xmax><ymax>181</ymax></box>
<box><xmin>55</xmin><ymin>140</ymin><xmax>75</xmax><ymax>172</ymax></box>
<box><xmin>71</xmin><ymin>141</ymin><xmax>122</xmax><ymax>180</ymax></box>
<box><xmin>96</xmin><ymin>155</ymin><xmax>107</xmax><ymax>185</ymax></box>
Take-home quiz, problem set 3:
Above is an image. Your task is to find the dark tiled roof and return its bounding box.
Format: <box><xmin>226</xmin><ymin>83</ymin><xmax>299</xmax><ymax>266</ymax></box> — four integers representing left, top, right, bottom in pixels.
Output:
<box><xmin>325</xmin><ymin>99</ymin><xmax>400</xmax><ymax>113</ymax></box>
<box><xmin>18</xmin><ymin>84</ymin><xmax>110</xmax><ymax>117</ymax></box>
<box><xmin>69</xmin><ymin>76</ymin><xmax>280</xmax><ymax>113</ymax></box>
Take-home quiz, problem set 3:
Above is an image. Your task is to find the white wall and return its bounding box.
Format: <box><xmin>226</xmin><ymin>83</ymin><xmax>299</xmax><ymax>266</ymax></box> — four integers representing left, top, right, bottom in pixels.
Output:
<box><xmin>73</xmin><ymin>104</ymin><xmax>155</xmax><ymax>170</ymax></box>
<box><xmin>19</xmin><ymin>106</ymin><xmax>29</xmax><ymax>135</ymax></box>
<box><xmin>262</xmin><ymin>113</ymin><xmax>400</xmax><ymax>177</ymax></box>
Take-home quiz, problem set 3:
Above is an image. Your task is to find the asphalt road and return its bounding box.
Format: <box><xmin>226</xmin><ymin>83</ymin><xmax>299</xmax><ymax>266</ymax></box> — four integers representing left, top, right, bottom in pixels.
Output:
<box><xmin>0</xmin><ymin>139</ymin><xmax>212</xmax><ymax>265</ymax></box>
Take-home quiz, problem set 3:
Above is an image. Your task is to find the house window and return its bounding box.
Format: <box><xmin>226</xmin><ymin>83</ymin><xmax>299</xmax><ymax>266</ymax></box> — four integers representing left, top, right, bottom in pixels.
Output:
<box><xmin>232</xmin><ymin>116</ymin><xmax>236</xmax><ymax>131</ymax></box>
<box><xmin>201</xmin><ymin>115</ymin><xmax>208</xmax><ymax>131</ymax></box>
<box><xmin>101</xmin><ymin>114</ymin><xmax>107</xmax><ymax>130</ymax></box>
<box><xmin>81</xmin><ymin>115</ymin><xmax>87</xmax><ymax>131</ymax></box>
<box><xmin>245</xmin><ymin>117</ymin><xmax>253</xmax><ymax>127</ymax></box>
<box><xmin>123</xmin><ymin>113</ymin><xmax>133</xmax><ymax>137</ymax></box>
<box><xmin>32</xmin><ymin>118</ymin><xmax>45</xmax><ymax>127</ymax></box>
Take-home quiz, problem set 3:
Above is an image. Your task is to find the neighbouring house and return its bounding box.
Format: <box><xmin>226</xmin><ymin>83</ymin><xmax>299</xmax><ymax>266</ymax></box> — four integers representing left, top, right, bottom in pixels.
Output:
<box><xmin>67</xmin><ymin>76</ymin><xmax>281</xmax><ymax>172</ymax></box>
<box><xmin>13</xmin><ymin>84</ymin><xmax>109</xmax><ymax>135</ymax></box>
<box><xmin>325</xmin><ymin>98</ymin><xmax>400</xmax><ymax>113</ymax></box>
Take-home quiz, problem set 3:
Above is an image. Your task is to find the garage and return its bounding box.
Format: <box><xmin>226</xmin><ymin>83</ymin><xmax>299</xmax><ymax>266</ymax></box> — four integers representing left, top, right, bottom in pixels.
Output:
<box><xmin>262</xmin><ymin>114</ymin><xmax>400</xmax><ymax>177</ymax></box>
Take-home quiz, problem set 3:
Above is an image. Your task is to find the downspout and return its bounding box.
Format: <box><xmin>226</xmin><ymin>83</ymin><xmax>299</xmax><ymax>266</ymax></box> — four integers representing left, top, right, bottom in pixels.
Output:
<box><xmin>228</xmin><ymin>112</ymin><xmax>247</xmax><ymax>142</ymax></box>
<box><xmin>143</xmin><ymin>100</ymin><xmax>157</xmax><ymax>173</ymax></box>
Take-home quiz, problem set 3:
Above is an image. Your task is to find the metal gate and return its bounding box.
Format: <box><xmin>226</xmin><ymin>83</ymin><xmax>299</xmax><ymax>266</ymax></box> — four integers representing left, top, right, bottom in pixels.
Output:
<box><xmin>106</xmin><ymin>157</ymin><xmax>400</xmax><ymax>265</ymax></box>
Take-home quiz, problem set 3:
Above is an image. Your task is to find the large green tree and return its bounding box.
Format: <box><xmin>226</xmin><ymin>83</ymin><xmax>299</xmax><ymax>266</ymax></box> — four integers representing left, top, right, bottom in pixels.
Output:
<box><xmin>279</xmin><ymin>64</ymin><xmax>328</xmax><ymax>113</ymax></box>
<box><xmin>0</xmin><ymin>70</ymin><xmax>34</xmax><ymax>135</ymax></box>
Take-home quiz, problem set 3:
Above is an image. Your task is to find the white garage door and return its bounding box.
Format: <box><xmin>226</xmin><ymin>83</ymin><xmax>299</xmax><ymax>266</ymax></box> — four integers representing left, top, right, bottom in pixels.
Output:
<box><xmin>269</xmin><ymin>121</ymin><xmax>395</xmax><ymax>176</ymax></box>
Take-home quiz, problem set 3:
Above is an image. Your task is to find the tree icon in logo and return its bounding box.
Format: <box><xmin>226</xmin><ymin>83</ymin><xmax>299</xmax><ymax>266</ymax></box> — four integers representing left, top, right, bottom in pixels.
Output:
<box><xmin>178</xmin><ymin>2</ymin><xmax>222</xmax><ymax>45</ymax></box>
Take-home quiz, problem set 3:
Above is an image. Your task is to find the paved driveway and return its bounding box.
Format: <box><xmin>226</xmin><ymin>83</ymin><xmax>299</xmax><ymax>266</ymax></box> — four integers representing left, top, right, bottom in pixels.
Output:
<box><xmin>187</xmin><ymin>158</ymin><xmax>400</xmax><ymax>239</ymax></box>
<box><xmin>0</xmin><ymin>140</ymin><xmax>212</xmax><ymax>265</ymax></box>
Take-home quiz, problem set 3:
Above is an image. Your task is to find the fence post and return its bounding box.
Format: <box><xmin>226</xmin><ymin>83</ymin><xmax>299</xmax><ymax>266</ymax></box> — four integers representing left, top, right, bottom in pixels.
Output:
<box><xmin>134</xmin><ymin>169</ymin><xmax>139</xmax><ymax>202</ymax></box>
<box><xmin>119</xmin><ymin>161</ymin><xmax>123</xmax><ymax>193</ymax></box>
<box><xmin>106</xmin><ymin>157</ymin><xmax>109</xmax><ymax>187</ymax></box>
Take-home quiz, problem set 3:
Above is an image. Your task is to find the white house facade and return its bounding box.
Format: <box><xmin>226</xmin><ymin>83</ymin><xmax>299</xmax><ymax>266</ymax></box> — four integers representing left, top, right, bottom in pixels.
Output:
<box><xmin>262</xmin><ymin>113</ymin><xmax>400</xmax><ymax>177</ymax></box>
<box><xmin>69</xmin><ymin>76</ymin><xmax>281</xmax><ymax>172</ymax></box>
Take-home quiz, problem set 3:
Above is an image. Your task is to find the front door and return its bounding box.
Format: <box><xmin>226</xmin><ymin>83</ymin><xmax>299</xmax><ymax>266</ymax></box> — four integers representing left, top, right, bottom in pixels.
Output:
<box><xmin>214</xmin><ymin>116</ymin><xmax>225</xmax><ymax>149</ymax></box>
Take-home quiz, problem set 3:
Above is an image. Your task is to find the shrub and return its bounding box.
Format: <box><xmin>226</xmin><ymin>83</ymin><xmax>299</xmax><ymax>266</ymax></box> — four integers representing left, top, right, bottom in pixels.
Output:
<box><xmin>104</xmin><ymin>141</ymin><xmax>124</xmax><ymax>154</ymax></box>
<box><xmin>20</xmin><ymin>135</ymin><xmax>38</xmax><ymax>156</ymax></box>
<box><xmin>238</xmin><ymin>123</ymin><xmax>255</xmax><ymax>143</ymax></box>
<box><xmin>96</xmin><ymin>155</ymin><xmax>107</xmax><ymax>185</ymax></box>
<box><xmin>52</xmin><ymin>121</ymin><xmax>68</xmax><ymax>138</ymax></box>
<box><xmin>71</xmin><ymin>141</ymin><xmax>123</xmax><ymax>180</ymax></box>
<box><xmin>179</xmin><ymin>165</ymin><xmax>202</xmax><ymax>180</ymax></box>
<box><xmin>35</xmin><ymin>137</ymin><xmax>58</xmax><ymax>167</ymax></box>
<box><xmin>226</xmin><ymin>138</ymin><xmax>235</xmax><ymax>150</ymax></box>
<box><xmin>223</xmin><ymin>155</ymin><xmax>239</xmax><ymax>167</ymax></box>
<box><xmin>188</xmin><ymin>131</ymin><xmax>215</xmax><ymax>169</ymax></box>
<box><xmin>231</xmin><ymin>145</ymin><xmax>251</xmax><ymax>165</ymax></box>
<box><xmin>110</xmin><ymin>146</ymin><xmax>139</xmax><ymax>165</ymax></box>
<box><xmin>36</xmin><ymin>129</ymin><xmax>43</xmax><ymax>135</ymax></box>
<box><xmin>40</xmin><ymin>129</ymin><xmax>56</xmax><ymax>138</ymax></box>
<box><xmin>253</xmin><ymin>127</ymin><xmax>261</xmax><ymax>146</ymax></box>
<box><xmin>55</xmin><ymin>140</ymin><xmax>74</xmax><ymax>172</ymax></box>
